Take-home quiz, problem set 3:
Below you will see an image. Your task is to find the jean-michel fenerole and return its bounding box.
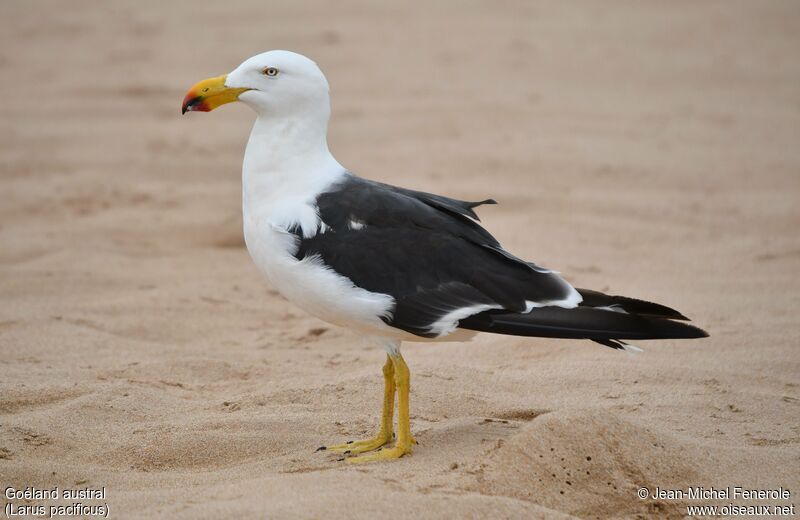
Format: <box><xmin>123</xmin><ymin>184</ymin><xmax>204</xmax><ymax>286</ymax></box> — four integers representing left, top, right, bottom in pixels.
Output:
<box><xmin>650</xmin><ymin>486</ymin><xmax>791</xmax><ymax>501</ymax></box>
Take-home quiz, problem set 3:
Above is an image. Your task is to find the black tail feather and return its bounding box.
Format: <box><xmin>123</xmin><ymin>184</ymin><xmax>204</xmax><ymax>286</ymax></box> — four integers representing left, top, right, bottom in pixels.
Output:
<box><xmin>459</xmin><ymin>305</ymin><xmax>708</xmax><ymax>341</ymax></box>
<box><xmin>576</xmin><ymin>288</ymin><xmax>689</xmax><ymax>321</ymax></box>
<box><xmin>592</xmin><ymin>338</ymin><xmax>639</xmax><ymax>351</ymax></box>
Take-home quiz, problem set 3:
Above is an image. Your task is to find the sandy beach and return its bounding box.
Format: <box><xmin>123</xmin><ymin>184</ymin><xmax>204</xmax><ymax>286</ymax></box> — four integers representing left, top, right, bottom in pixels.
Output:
<box><xmin>1</xmin><ymin>1</ymin><xmax>799</xmax><ymax>518</ymax></box>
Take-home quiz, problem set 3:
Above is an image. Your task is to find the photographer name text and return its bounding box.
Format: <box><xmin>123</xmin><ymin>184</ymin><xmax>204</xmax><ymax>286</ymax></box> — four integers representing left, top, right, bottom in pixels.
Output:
<box><xmin>650</xmin><ymin>486</ymin><xmax>791</xmax><ymax>501</ymax></box>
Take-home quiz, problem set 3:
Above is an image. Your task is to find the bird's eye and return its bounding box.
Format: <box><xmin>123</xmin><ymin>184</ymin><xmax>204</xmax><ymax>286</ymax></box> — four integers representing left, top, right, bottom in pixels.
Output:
<box><xmin>263</xmin><ymin>67</ymin><xmax>279</xmax><ymax>77</ymax></box>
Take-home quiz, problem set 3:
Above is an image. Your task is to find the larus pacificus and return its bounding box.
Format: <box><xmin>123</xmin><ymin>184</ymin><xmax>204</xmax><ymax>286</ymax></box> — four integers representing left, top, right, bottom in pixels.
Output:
<box><xmin>182</xmin><ymin>50</ymin><xmax>708</xmax><ymax>463</ymax></box>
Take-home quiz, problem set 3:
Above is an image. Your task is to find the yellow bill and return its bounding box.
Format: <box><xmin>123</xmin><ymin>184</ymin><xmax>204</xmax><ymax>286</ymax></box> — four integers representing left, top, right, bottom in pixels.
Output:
<box><xmin>182</xmin><ymin>75</ymin><xmax>249</xmax><ymax>114</ymax></box>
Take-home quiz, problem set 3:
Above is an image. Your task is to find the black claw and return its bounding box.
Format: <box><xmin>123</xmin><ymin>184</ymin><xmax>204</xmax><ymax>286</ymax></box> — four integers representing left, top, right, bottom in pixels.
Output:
<box><xmin>337</xmin><ymin>457</ymin><xmax>345</xmax><ymax>462</ymax></box>
<box><xmin>346</xmin><ymin>440</ymin><xmax>353</xmax><ymax>444</ymax></box>
<box><xmin>315</xmin><ymin>446</ymin><xmax>327</xmax><ymax>452</ymax></box>
<box><xmin>344</xmin><ymin>450</ymin><xmax>351</xmax><ymax>455</ymax></box>
<box><xmin>392</xmin><ymin>432</ymin><xmax>396</xmax><ymax>439</ymax></box>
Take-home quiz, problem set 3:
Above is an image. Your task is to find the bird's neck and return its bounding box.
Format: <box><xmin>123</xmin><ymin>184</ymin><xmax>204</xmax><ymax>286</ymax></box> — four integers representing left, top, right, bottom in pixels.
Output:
<box><xmin>242</xmin><ymin>113</ymin><xmax>345</xmax><ymax>213</ymax></box>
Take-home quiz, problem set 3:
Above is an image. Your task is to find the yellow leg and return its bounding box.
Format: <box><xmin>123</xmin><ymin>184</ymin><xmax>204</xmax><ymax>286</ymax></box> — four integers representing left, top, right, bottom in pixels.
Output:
<box><xmin>347</xmin><ymin>352</ymin><xmax>414</xmax><ymax>463</ymax></box>
<box><xmin>317</xmin><ymin>355</ymin><xmax>395</xmax><ymax>455</ymax></box>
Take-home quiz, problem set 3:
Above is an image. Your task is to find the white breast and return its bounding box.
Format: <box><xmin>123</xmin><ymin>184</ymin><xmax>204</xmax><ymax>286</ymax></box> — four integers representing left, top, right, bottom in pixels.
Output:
<box><xmin>240</xmin><ymin>112</ymin><xmax>401</xmax><ymax>336</ymax></box>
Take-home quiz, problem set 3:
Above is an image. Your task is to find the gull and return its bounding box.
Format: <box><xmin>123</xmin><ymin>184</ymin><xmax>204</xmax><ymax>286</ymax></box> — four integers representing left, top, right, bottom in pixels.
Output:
<box><xmin>182</xmin><ymin>50</ymin><xmax>708</xmax><ymax>463</ymax></box>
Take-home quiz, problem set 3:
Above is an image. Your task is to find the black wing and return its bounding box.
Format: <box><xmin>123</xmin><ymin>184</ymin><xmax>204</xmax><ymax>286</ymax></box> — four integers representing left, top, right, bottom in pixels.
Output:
<box><xmin>290</xmin><ymin>174</ymin><xmax>578</xmax><ymax>338</ymax></box>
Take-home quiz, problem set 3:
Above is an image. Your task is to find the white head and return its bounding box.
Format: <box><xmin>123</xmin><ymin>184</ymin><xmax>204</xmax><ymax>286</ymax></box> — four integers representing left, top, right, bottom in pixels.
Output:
<box><xmin>182</xmin><ymin>50</ymin><xmax>330</xmax><ymax>120</ymax></box>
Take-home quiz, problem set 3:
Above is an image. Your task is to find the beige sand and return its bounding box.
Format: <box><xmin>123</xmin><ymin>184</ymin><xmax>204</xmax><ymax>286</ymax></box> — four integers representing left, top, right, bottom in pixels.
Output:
<box><xmin>1</xmin><ymin>1</ymin><xmax>798</xmax><ymax>518</ymax></box>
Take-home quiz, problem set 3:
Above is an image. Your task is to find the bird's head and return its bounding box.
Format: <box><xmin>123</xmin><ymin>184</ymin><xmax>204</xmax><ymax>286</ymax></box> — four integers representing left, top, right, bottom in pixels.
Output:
<box><xmin>182</xmin><ymin>50</ymin><xmax>330</xmax><ymax>117</ymax></box>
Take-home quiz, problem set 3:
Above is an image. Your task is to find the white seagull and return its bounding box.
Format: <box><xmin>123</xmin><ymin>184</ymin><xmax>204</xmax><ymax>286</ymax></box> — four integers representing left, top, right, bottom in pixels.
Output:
<box><xmin>182</xmin><ymin>50</ymin><xmax>708</xmax><ymax>463</ymax></box>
